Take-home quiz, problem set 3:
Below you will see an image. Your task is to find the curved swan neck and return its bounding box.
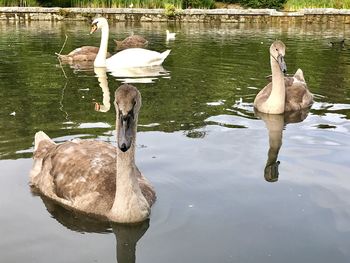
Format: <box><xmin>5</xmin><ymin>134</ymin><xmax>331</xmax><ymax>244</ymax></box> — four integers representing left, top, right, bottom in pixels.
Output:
<box><xmin>110</xmin><ymin>114</ymin><xmax>150</xmax><ymax>223</ymax></box>
<box><xmin>94</xmin><ymin>24</ymin><xmax>109</xmax><ymax>67</ymax></box>
<box><xmin>266</xmin><ymin>55</ymin><xmax>286</xmax><ymax>114</ymax></box>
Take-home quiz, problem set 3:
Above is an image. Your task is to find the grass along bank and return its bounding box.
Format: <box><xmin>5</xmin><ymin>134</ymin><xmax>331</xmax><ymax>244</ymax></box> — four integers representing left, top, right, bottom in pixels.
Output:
<box><xmin>284</xmin><ymin>0</ymin><xmax>350</xmax><ymax>10</ymax></box>
<box><xmin>1</xmin><ymin>0</ymin><xmax>350</xmax><ymax>10</ymax></box>
<box><xmin>71</xmin><ymin>0</ymin><xmax>183</xmax><ymax>9</ymax></box>
<box><xmin>0</xmin><ymin>0</ymin><xmax>38</xmax><ymax>6</ymax></box>
<box><xmin>0</xmin><ymin>0</ymin><xmax>214</xmax><ymax>9</ymax></box>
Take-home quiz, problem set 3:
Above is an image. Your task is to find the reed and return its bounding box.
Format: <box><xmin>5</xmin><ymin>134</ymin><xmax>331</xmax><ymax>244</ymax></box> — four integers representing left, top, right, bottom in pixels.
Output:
<box><xmin>0</xmin><ymin>0</ymin><xmax>38</xmax><ymax>6</ymax></box>
<box><xmin>71</xmin><ymin>0</ymin><xmax>183</xmax><ymax>8</ymax></box>
<box><xmin>285</xmin><ymin>0</ymin><xmax>350</xmax><ymax>10</ymax></box>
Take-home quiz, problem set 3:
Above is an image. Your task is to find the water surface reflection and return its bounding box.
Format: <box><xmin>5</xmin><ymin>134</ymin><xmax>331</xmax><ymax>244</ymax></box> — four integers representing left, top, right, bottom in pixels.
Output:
<box><xmin>1</xmin><ymin>20</ymin><xmax>350</xmax><ymax>263</ymax></box>
<box><xmin>256</xmin><ymin>109</ymin><xmax>309</xmax><ymax>182</ymax></box>
<box><xmin>39</xmin><ymin>196</ymin><xmax>149</xmax><ymax>263</ymax></box>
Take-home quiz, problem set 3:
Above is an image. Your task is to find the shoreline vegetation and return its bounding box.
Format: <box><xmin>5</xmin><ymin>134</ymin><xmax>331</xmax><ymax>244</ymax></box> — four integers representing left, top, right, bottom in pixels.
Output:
<box><xmin>1</xmin><ymin>0</ymin><xmax>350</xmax><ymax>11</ymax></box>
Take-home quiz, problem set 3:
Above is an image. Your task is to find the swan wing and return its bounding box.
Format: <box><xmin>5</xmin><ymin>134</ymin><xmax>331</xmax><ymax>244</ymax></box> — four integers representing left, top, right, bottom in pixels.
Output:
<box><xmin>115</xmin><ymin>36</ymin><xmax>148</xmax><ymax>50</ymax></box>
<box><xmin>293</xmin><ymin>68</ymin><xmax>305</xmax><ymax>83</ymax></box>
<box><xmin>50</xmin><ymin>141</ymin><xmax>116</xmax><ymax>203</ymax></box>
<box><xmin>286</xmin><ymin>82</ymin><xmax>313</xmax><ymax>111</ymax></box>
<box><xmin>68</xmin><ymin>46</ymin><xmax>99</xmax><ymax>56</ymax></box>
<box><xmin>31</xmin><ymin>138</ymin><xmax>117</xmax><ymax>214</ymax></box>
<box><xmin>107</xmin><ymin>48</ymin><xmax>170</xmax><ymax>68</ymax></box>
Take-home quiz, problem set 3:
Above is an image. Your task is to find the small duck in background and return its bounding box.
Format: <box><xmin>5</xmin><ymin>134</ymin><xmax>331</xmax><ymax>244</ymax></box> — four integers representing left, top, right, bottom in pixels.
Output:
<box><xmin>328</xmin><ymin>39</ymin><xmax>345</xmax><ymax>49</ymax></box>
<box><xmin>166</xmin><ymin>30</ymin><xmax>176</xmax><ymax>41</ymax></box>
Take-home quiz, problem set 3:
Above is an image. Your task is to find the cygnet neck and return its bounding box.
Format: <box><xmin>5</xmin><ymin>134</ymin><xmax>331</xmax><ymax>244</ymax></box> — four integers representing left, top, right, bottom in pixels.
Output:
<box><xmin>109</xmin><ymin>113</ymin><xmax>150</xmax><ymax>223</ymax></box>
<box><xmin>266</xmin><ymin>55</ymin><xmax>286</xmax><ymax>114</ymax></box>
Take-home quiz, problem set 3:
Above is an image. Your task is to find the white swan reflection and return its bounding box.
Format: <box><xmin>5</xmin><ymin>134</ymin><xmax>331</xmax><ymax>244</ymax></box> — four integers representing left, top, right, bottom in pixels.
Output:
<box><xmin>94</xmin><ymin>67</ymin><xmax>111</xmax><ymax>112</ymax></box>
<box><xmin>93</xmin><ymin>65</ymin><xmax>169</xmax><ymax>113</ymax></box>
<box><xmin>109</xmin><ymin>65</ymin><xmax>169</xmax><ymax>84</ymax></box>
<box><xmin>58</xmin><ymin>59</ymin><xmax>169</xmax><ymax>84</ymax></box>
<box><xmin>255</xmin><ymin>109</ymin><xmax>309</xmax><ymax>182</ymax></box>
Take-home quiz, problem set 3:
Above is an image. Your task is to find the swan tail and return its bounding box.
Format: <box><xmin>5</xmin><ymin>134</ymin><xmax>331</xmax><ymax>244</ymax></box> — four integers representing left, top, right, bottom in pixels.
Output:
<box><xmin>161</xmin><ymin>50</ymin><xmax>171</xmax><ymax>58</ymax></box>
<box><xmin>294</xmin><ymin>68</ymin><xmax>305</xmax><ymax>83</ymax></box>
<box><xmin>30</xmin><ymin>131</ymin><xmax>56</xmax><ymax>186</ymax></box>
<box><xmin>160</xmin><ymin>50</ymin><xmax>171</xmax><ymax>63</ymax></box>
<box><xmin>147</xmin><ymin>50</ymin><xmax>171</xmax><ymax>66</ymax></box>
<box><xmin>34</xmin><ymin>131</ymin><xmax>56</xmax><ymax>153</ymax></box>
<box><xmin>55</xmin><ymin>53</ymin><xmax>71</xmax><ymax>62</ymax></box>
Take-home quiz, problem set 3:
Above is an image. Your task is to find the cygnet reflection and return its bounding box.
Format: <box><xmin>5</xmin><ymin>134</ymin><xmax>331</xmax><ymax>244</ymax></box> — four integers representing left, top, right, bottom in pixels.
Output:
<box><xmin>255</xmin><ymin>109</ymin><xmax>309</xmax><ymax>182</ymax></box>
<box><xmin>36</xmin><ymin>195</ymin><xmax>150</xmax><ymax>263</ymax></box>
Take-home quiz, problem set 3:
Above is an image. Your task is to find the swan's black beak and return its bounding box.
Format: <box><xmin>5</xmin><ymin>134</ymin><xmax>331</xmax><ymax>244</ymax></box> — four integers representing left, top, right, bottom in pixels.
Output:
<box><xmin>90</xmin><ymin>23</ymin><xmax>98</xmax><ymax>34</ymax></box>
<box><xmin>277</xmin><ymin>55</ymin><xmax>287</xmax><ymax>74</ymax></box>
<box><xmin>118</xmin><ymin>111</ymin><xmax>134</xmax><ymax>152</ymax></box>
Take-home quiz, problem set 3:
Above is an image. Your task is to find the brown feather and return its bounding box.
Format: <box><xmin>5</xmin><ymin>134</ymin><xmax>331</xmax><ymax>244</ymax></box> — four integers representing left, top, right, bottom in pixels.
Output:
<box><xmin>58</xmin><ymin>46</ymin><xmax>111</xmax><ymax>62</ymax></box>
<box><xmin>256</xmin><ymin>76</ymin><xmax>313</xmax><ymax>112</ymax></box>
<box><xmin>114</xmin><ymin>35</ymin><xmax>148</xmax><ymax>50</ymax></box>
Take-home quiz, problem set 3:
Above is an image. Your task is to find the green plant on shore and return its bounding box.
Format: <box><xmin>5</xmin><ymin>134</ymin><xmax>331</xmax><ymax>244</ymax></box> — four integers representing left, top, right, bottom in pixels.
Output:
<box><xmin>239</xmin><ymin>0</ymin><xmax>286</xmax><ymax>9</ymax></box>
<box><xmin>285</xmin><ymin>0</ymin><xmax>350</xmax><ymax>10</ymax></box>
<box><xmin>71</xmin><ymin>0</ymin><xmax>183</xmax><ymax>8</ymax></box>
<box><xmin>0</xmin><ymin>0</ymin><xmax>38</xmax><ymax>6</ymax></box>
<box><xmin>182</xmin><ymin>0</ymin><xmax>215</xmax><ymax>8</ymax></box>
<box><xmin>164</xmin><ymin>3</ymin><xmax>177</xmax><ymax>17</ymax></box>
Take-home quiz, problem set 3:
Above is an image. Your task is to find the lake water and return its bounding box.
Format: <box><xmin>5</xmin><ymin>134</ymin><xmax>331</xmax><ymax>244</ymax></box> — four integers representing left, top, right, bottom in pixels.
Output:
<box><xmin>1</xmin><ymin>20</ymin><xmax>350</xmax><ymax>263</ymax></box>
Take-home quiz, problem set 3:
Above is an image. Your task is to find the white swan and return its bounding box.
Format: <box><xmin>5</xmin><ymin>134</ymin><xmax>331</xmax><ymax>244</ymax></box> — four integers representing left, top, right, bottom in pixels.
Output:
<box><xmin>254</xmin><ymin>40</ymin><xmax>313</xmax><ymax>114</ymax></box>
<box><xmin>30</xmin><ymin>84</ymin><xmax>156</xmax><ymax>223</ymax></box>
<box><xmin>166</xmin><ymin>30</ymin><xmax>176</xmax><ymax>41</ymax></box>
<box><xmin>90</xmin><ymin>17</ymin><xmax>171</xmax><ymax>69</ymax></box>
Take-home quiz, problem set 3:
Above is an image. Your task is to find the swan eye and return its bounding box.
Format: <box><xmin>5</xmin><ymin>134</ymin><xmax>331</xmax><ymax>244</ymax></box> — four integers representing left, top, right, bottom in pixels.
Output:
<box><xmin>276</xmin><ymin>48</ymin><xmax>278</xmax><ymax>51</ymax></box>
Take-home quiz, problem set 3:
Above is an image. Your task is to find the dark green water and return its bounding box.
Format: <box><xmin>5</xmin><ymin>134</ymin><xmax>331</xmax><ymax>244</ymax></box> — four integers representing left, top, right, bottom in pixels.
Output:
<box><xmin>1</xmin><ymin>20</ymin><xmax>350</xmax><ymax>263</ymax></box>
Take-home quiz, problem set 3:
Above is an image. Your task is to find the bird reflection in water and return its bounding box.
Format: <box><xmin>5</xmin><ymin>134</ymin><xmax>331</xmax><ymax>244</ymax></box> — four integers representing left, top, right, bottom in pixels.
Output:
<box><xmin>255</xmin><ymin>109</ymin><xmax>309</xmax><ymax>182</ymax></box>
<box><xmin>94</xmin><ymin>67</ymin><xmax>111</xmax><ymax>113</ymax></box>
<box><xmin>109</xmin><ymin>65</ymin><xmax>169</xmax><ymax>84</ymax></box>
<box><xmin>93</xmin><ymin>65</ymin><xmax>170</xmax><ymax>112</ymax></box>
<box><xmin>38</xmin><ymin>195</ymin><xmax>150</xmax><ymax>263</ymax></box>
